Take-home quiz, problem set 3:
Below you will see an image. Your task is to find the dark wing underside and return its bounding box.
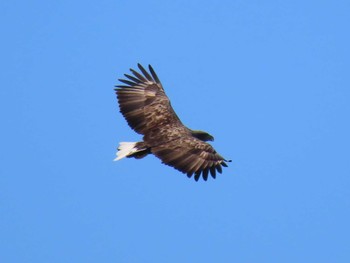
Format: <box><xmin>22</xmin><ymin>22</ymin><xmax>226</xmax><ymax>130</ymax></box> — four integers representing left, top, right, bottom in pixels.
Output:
<box><xmin>115</xmin><ymin>64</ymin><xmax>184</xmax><ymax>135</ymax></box>
<box><xmin>152</xmin><ymin>136</ymin><xmax>229</xmax><ymax>181</ymax></box>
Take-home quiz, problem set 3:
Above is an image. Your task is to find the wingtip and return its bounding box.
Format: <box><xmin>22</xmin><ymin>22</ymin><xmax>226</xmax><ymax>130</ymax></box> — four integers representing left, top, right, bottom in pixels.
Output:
<box><xmin>148</xmin><ymin>64</ymin><xmax>160</xmax><ymax>84</ymax></box>
<box><xmin>130</xmin><ymin>66</ymin><xmax>138</xmax><ymax>73</ymax></box>
<box><xmin>137</xmin><ymin>63</ymin><xmax>145</xmax><ymax>71</ymax></box>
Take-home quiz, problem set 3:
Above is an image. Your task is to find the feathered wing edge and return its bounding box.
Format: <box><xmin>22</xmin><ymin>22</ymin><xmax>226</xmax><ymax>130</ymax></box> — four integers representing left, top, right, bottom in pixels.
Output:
<box><xmin>151</xmin><ymin>138</ymin><xmax>231</xmax><ymax>181</ymax></box>
<box><xmin>115</xmin><ymin>64</ymin><xmax>180</xmax><ymax>135</ymax></box>
<box><xmin>116</xmin><ymin>64</ymin><xmax>162</xmax><ymax>91</ymax></box>
<box><xmin>114</xmin><ymin>64</ymin><xmax>160</xmax><ymax>135</ymax></box>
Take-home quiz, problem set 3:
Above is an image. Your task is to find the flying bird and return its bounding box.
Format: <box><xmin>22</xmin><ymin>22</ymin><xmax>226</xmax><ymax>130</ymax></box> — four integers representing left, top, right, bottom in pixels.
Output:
<box><xmin>114</xmin><ymin>64</ymin><xmax>231</xmax><ymax>181</ymax></box>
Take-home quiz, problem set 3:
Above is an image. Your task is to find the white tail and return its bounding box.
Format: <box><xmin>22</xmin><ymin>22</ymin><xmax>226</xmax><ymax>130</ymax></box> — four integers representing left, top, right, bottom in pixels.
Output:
<box><xmin>114</xmin><ymin>142</ymin><xmax>137</xmax><ymax>161</ymax></box>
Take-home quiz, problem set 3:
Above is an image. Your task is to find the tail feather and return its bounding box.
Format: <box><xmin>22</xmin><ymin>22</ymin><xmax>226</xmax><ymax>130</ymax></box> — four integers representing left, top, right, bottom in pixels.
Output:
<box><xmin>114</xmin><ymin>142</ymin><xmax>138</xmax><ymax>161</ymax></box>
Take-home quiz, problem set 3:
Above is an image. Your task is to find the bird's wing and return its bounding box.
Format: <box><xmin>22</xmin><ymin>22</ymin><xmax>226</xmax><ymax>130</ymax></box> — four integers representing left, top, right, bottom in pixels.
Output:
<box><xmin>151</xmin><ymin>136</ymin><xmax>230</xmax><ymax>181</ymax></box>
<box><xmin>115</xmin><ymin>64</ymin><xmax>183</xmax><ymax>135</ymax></box>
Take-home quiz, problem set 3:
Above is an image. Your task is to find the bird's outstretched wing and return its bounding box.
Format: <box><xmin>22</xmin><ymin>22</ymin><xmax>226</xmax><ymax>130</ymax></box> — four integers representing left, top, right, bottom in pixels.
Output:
<box><xmin>115</xmin><ymin>64</ymin><xmax>183</xmax><ymax>135</ymax></box>
<box><xmin>152</xmin><ymin>137</ymin><xmax>230</xmax><ymax>181</ymax></box>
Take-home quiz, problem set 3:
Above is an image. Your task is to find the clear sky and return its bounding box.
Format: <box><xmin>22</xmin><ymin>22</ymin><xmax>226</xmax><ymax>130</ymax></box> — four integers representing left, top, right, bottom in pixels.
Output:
<box><xmin>1</xmin><ymin>0</ymin><xmax>349</xmax><ymax>262</ymax></box>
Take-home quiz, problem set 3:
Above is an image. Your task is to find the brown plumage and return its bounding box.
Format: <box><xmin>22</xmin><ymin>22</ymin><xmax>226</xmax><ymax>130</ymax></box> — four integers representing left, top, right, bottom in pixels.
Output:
<box><xmin>114</xmin><ymin>64</ymin><xmax>231</xmax><ymax>181</ymax></box>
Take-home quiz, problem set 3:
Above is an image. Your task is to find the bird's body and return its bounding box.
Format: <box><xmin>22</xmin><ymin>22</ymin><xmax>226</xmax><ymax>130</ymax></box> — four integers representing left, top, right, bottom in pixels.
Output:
<box><xmin>114</xmin><ymin>64</ymin><xmax>230</xmax><ymax>181</ymax></box>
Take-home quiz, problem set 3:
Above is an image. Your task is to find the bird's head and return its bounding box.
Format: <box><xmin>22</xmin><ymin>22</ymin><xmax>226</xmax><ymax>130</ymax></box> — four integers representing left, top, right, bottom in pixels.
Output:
<box><xmin>190</xmin><ymin>130</ymin><xmax>214</xmax><ymax>142</ymax></box>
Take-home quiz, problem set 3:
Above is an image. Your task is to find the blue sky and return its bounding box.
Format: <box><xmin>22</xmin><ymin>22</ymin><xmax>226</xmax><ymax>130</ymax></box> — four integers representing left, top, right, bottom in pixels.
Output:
<box><xmin>1</xmin><ymin>0</ymin><xmax>349</xmax><ymax>262</ymax></box>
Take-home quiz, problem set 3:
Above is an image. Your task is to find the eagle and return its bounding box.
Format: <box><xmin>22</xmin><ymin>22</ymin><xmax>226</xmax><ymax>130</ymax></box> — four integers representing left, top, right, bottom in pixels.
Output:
<box><xmin>114</xmin><ymin>64</ymin><xmax>231</xmax><ymax>181</ymax></box>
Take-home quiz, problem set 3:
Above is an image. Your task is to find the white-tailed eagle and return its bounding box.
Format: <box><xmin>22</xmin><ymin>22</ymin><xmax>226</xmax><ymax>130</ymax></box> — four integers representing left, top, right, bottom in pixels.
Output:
<box><xmin>114</xmin><ymin>64</ymin><xmax>231</xmax><ymax>181</ymax></box>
